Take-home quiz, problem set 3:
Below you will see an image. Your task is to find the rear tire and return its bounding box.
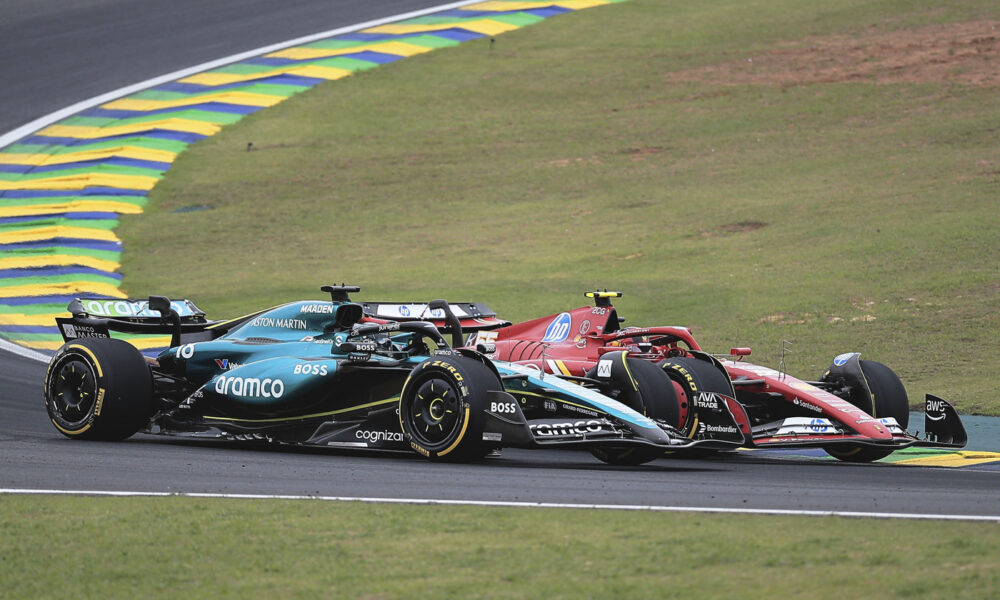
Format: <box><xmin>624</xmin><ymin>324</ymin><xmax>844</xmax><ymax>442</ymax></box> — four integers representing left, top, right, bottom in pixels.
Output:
<box><xmin>824</xmin><ymin>360</ymin><xmax>909</xmax><ymax>463</ymax></box>
<box><xmin>587</xmin><ymin>354</ymin><xmax>680</xmax><ymax>466</ymax></box>
<box><xmin>44</xmin><ymin>338</ymin><xmax>153</xmax><ymax>440</ymax></box>
<box><xmin>399</xmin><ymin>355</ymin><xmax>501</xmax><ymax>462</ymax></box>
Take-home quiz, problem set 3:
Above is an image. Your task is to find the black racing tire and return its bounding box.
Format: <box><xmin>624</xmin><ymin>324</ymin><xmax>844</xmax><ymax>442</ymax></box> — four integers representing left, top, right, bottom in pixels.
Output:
<box><xmin>586</xmin><ymin>353</ymin><xmax>680</xmax><ymax>466</ymax></box>
<box><xmin>43</xmin><ymin>338</ymin><xmax>153</xmax><ymax>441</ymax></box>
<box><xmin>399</xmin><ymin>354</ymin><xmax>501</xmax><ymax>462</ymax></box>
<box><xmin>824</xmin><ymin>360</ymin><xmax>909</xmax><ymax>463</ymax></box>
<box><xmin>659</xmin><ymin>356</ymin><xmax>735</xmax><ymax>457</ymax></box>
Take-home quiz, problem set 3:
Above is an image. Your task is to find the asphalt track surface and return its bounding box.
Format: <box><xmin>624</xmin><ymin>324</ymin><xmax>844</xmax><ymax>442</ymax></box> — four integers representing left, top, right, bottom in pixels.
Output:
<box><xmin>2</xmin><ymin>1</ymin><xmax>999</xmax><ymax>520</ymax></box>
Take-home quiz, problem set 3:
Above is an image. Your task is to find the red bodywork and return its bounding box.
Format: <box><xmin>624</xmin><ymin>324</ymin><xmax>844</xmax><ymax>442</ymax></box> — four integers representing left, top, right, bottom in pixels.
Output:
<box><xmin>477</xmin><ymin>295</ymin><xmax>908</xmax><ymax>448</ymax></box>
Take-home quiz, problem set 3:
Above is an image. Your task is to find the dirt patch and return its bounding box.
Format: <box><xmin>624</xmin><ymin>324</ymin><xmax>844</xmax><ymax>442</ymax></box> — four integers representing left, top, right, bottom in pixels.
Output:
<box><xmin>665</xmin><ymin>21</ymin><xmax>999</xmax><ymax>87</ymax></box>
<box><xmin>701</xmin><ymin>221</ymin><xmax>768</xmax><ymax>237</ymax></box>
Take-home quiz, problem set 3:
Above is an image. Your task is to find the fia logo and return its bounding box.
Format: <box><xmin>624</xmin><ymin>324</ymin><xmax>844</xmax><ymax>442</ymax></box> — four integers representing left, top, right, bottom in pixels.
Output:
<box><xmin>542</xmin><ymin>312</ymin><xmax>572</xmax><ymax>343</ymax></box>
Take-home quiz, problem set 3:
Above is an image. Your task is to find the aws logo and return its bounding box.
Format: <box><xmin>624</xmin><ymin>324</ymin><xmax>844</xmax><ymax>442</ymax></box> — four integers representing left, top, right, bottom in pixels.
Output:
<box><xmin>542</xmin><ymin>312</ymin><xmax>572</xmax><ymax>343</ymax></box>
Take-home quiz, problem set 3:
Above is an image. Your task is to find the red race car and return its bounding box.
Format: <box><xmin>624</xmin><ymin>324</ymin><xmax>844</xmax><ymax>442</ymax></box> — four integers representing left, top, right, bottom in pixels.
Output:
<box><xmin>458</xmin><ymin>291</ymin><xmax>967</xmax><ymax>462</ymax></box>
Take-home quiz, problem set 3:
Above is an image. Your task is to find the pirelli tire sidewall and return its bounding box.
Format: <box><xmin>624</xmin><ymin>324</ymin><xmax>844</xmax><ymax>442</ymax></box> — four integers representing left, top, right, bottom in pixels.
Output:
<box><xmin>44</xmin><ymin>338</ymin><xmax>153</xmax><ymax>441</ymax></box>
<box><xmin>399</xmin><ymin>355</ymin><xmax>498</xmax><ymax>462</ymax></box>
<box><xmin>659</xmin><ymin>356</ymin><xmax>734</xmax><ymax>436</ymax></box>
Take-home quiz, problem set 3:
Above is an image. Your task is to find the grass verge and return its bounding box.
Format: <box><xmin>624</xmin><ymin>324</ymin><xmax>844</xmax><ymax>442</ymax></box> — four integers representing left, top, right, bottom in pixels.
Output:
<box><xmin>2</xmin><ymin>495</ymin><xmax>998</xmax><ymax>599</ymax></box>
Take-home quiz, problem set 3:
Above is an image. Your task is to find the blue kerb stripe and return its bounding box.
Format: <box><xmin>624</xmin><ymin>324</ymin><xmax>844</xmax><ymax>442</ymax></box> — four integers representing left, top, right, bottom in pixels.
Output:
<box><xmin>82</xmin><ymin>104</ymin><xmax>263</xmax><ymax>119</ymax></box>
<box><xmin>152</xmin><ymin>75</ymin><xmax>323</xmax><ymax>94</ymax></box>
<box><xmin>3</xmin><ymin>158</ymin><xmax>171</xmax><ymax>174</ymax></box>
<box><xmin>0</xmin><ymin>325</ymin><xmax>62</xmax><ymax>334</ymax></box>
<box><xmin>0</xmin><ymin>212</ymin><xmax>122</xmax><ymax>225</ymax></box>
<box><xmin>0</xmin><ymin>239</ymin><xmax>122</xmax><ymax>251</ymax></box>
<box><xmin>0</xmin><ymin>267</ymin><xmax>122</xmax><ymax>279</ymax></box>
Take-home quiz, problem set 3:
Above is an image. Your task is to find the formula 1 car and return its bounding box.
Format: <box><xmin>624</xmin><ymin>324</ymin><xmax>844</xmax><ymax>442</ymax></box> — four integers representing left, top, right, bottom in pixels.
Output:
<box><xmin>444</xmin><ymin>291</ymin><xmax>967</xmax><ymax>462</ymax></box>
<box><xmin>43</xmin><ymin>285</ymin><xmax>744</xmax><ymax>465</ymax></box>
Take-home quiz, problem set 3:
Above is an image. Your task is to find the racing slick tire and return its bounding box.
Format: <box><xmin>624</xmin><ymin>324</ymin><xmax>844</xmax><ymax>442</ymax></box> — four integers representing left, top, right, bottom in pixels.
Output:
<box><xmin>400</xmin><ymin>354</ymin><xmax>502</xmax><ymax>462</ymax></box>
<box><xmin>586</xmin><ymin>353</ymin><xmax>680</xmax><ymax>466</ymax></box>
<box><xmin>823</xmin><ymin>360</ymin><xmax>909</xmax><ymax>463</ymax></box>
<box><xmin>43</xmin><ymin>338</ymin><xmax>153</xmax><ymax>441</ymax></box>
<box><xmin>659</xmin><ymin>356</ymin><xmax>735</xmax><ymax>456</ymax></box>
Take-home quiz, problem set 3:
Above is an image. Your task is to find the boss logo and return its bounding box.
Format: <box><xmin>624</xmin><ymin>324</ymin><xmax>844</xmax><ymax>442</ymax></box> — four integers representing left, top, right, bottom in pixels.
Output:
<box><xmin>490</xmin><ymin>402</ymin><xmax>518</xmax><ymax>415</ymax></box>
<box><xmin>293</xmin><ymin>363</ymin><xmax>328</xmax><ymax>376</ymax></box>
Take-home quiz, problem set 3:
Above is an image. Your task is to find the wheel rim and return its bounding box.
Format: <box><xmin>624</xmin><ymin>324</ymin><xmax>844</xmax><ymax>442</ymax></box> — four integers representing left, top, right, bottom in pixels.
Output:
<box><xmin>49</xmin><ymin>357</ymin><xmax>98</xmax><ymax>429</ymax></box>
<box><xmin>405</xmin><ymin>376</ymin><xmax>462</xmax><ymax>448</ymax></box>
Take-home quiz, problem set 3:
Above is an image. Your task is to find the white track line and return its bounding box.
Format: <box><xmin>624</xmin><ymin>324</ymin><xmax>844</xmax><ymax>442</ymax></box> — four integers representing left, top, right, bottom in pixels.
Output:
<box><xmin>0</xmin><ymin>336</ymin><xmax>52</xmax><ymax>363</ymax></box>
<box><xmin>0</xmin><ymin>0</ymin><xmax>482</xmax><ymax>150</ymax></box>
<box><xmin>3</xmin><ymin>489</ymin><xmax>998</xmax><ymax>521</ymax></box>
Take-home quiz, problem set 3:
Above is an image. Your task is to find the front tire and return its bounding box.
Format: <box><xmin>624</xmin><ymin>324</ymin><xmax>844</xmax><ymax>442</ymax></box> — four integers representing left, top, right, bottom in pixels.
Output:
<box><xmin>44</xmin><ymin>338</ymin><xmax>153</xmax><ymax>440</ymax></box>
<box><xmin>659</xmin><ymin>356</ymin><xmax>735</xmax><ymax>457</ymax></box>
<box><xmin>587</xmin><ymin>353</ymin><xmax>680</xmax><ymax>466</ymax></box>
<box><xmin>823</xmin><ymin>360</ymin><xmax>909</xmax><ymax>463</ymax></box>
<box><xmin>399</xmin><ymin>355</ymin><xmax>501</xmax><ymax>462</ymax></box>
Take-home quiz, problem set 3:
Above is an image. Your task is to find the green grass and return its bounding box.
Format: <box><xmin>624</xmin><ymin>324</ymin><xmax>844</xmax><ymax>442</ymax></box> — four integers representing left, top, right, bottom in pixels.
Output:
<box><xmin>119</xmin><ymin>0</ymin><xmax>999</xmax><ymax>416</ymax></box>
<box><xmin>2</xmin><ymin>495</ymin><xmax>997</xmax><ymax>599</ymax></box>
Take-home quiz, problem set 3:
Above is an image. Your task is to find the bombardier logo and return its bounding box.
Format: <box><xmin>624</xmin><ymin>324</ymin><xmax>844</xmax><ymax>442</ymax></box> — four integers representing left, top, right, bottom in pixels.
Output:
<box><xmin>697</xmin><ymin>423</ymin><xmax>739</xmax><ymax>434</ymax></box>
<box><xmin>214</xmin><ymin>376</ymin><xmax>285</xmax><ymax>399</ymax></box>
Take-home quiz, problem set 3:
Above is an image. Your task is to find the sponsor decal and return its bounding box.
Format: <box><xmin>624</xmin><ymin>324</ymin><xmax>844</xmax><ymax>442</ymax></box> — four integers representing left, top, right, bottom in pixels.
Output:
<box><xmin>61</xmin><ymin>323</ymin><xmax>108</xmax><ymax>339</ymax></box>
<box><xmin>293</xmin><ymin>363</ymin><xmax>329</xmax><ymax>376</ymax></box>
<box><xmin>483</xmin><ymin>432</ymin><xmax>502</xmax><ymax>442</ymax></box>
<box><xmin>808</xmin><ymin>418</ymin><xmax>830</xmax><ymax>433</ymax></box>
<box><xmin>833</xmin><ymin>352</ymin><xmax>858</xmax><ymax>367</ymax></box>
<box><xmin>490</xmin><ymin>401</ymin><xmax>518</xmax><ymax>415</ymax></box>
<box><xmin>300</xmin><ymin>304</ymin><xmax>334</xmax><ymax>314</ymax></box>
<box><xmin>926</xmin><ymin>397</ymin><xmax>947</xmax><ymax>420</ymax></box>
<box><xmin>214</xmin><ymin>358</ymin><xmax>243</xmax><ymax>371</ymax></box>
<box><xmin>399</xmin><ymin>305</ymin><xmax>410</xmax><ymax>317</ymax></box>
<box><xmin>541</xmin><ymin>312</ymin><xmax>572</xmax><ymax>343</ymax></box>
<box><xmin>348</xmin><ymin>353</ymin><xmax>370</xmax><ymax>363</ymax></box>
<box><xmin>249</xmin><ymin>317</ymin><xmax>307</xmax><ymax>330</ymax></box>
<box><xmin>543</xmin><ymin>400</ymin><xmax>557</xmax><ymax>413</ymax></box>
<box><xmin>349</xmin><ymin>342</ymin><xmax>378</xmax><ymax>353</ymax></box>
<box><xmin>377</xmin><ymin>322</ymin><xmax>400</xmax><ymax>332</ymax></box>
<box><xmin>591</xmin><ymin>306</ymin><xmax>607</xmax><ymax>316</ymax></box>
<box><xmin>693</xmin><ymin>392</ymin><xmax>720</xmax><ymax>410</ymax></box>
<box><xmin>596</xmin><ymin>359</ymin><xmax>613</xmax><ymax>378</ymax></box>
<box><xmin>472</xmin><ymin>331</ymin><xmax>498</xmax><ymax>345</ymax></box>
<box><xmin>563</xmin><ymin>404</ymin><xmax>600</xmax><ymax>417</ymax></box>
<box><xmin>530</xmin><ymin>420</ymin><xmax>605</xmax><ymax>437</ymax></box>
<box><xmin>214</xmin><ymin>375</ymin><xmax>285</xmax><ymax>399</ymax></box>
<box><xmin>356</xmin><ymin>429</ymin><xmax>404</xmax><ymax>443</ymax></box>
<box><xmin>82</xmin><ymin>299</ymin><xmax>194</xmax><ymax>318</ymax></box>
<box><xmin>792</xmin><ymin>397</ymin><xmax>823</xmax><ymax>413</ymax></box>
<box><xmin>579</xmin><ymin>319</ymin><xmax>591</xmax><ymax>334</ymax></box>
<box><xmin>698</xmin><ymin>423</ymin><xmax>739</xmax><ymax>434</ymax></box>
<box><xmin>175</xmin><ymin>344</ymin><xmax>195</xmax><ymax>359</ymax></box>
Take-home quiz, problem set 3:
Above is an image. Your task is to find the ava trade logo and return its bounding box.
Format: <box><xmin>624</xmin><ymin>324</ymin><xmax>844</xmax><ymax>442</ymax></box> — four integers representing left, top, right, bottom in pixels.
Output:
<box><xmin>542</xmin><ymin>312</ymin><xmax>572</xmax><ymax>343</ymax></box>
